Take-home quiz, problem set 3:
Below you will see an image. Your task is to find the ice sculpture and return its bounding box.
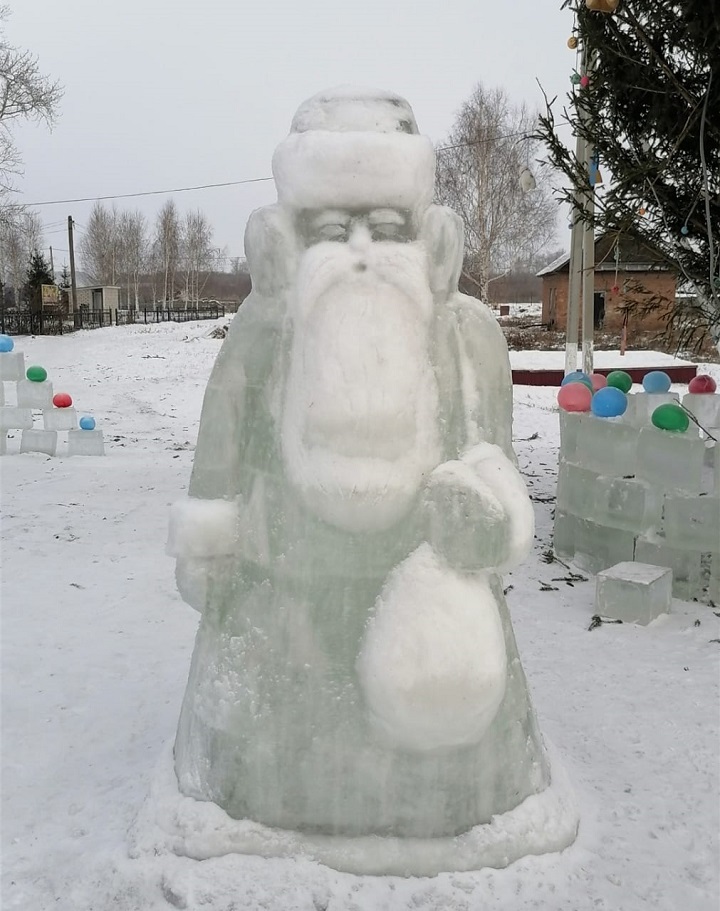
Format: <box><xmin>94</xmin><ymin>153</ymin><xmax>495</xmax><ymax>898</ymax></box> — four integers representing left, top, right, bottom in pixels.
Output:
<box><xmin>165</xmin><ymin>87</ymin><xmax>578</xmax><ymax>874</ymax></box>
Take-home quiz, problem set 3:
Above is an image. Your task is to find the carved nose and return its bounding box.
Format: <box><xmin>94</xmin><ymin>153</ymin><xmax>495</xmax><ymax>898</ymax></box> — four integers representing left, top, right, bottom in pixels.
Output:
<box><xmin>348</xmin><ymin>223</ymin><xmax>372</xmax><ymax>252</ymax></box>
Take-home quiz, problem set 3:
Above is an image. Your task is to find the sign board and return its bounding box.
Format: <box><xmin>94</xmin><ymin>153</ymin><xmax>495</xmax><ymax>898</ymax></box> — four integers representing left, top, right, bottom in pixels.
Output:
<box><xmin>41</xmin><ymin>284</ymin><xmax>60</xmax><ymax>306</ymax></box>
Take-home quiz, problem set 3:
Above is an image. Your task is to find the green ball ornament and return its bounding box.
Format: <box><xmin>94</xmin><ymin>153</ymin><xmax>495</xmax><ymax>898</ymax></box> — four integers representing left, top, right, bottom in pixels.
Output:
<box><xmin>26</xmin><ymin>365</ymin><xmax>48</xmax><ymax>383</ymax></box>
<box><xmin>606</xmin><ymin>370</ymin><xmax>632</xmax><ymax>394</ymax></box>
<box><xmin>651</xmin><ymin>403</ymin><xmax>689</xmax><ymax>433</ymax></box>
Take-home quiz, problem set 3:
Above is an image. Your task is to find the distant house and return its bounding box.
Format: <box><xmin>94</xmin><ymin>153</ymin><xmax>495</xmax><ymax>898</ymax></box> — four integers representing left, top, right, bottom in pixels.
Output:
<box><xmin>537</xmin><ymin>235</ymin><xmax>677</xmax><ymax>332</ymax></box>
<box><xmin>71</xmin><ymin>272</ymin><xmax>122</xmax><ymax>318</ymax></box>
<box><xmin>74</xmin><ymin>285</ymin><xmax>121</xmax><ymax>310</ymax></box>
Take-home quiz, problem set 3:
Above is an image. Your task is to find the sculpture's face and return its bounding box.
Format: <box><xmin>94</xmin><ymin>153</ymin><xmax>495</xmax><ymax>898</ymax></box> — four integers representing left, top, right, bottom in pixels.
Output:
<box><xmin>281</xmin><ymin>205</ymin><xmax>441</xmax><ymax>533</ymax></box>
<box><xmin>297</xmin><ymin>207</ymin><xmax>415</xmax><ymax>246</ymax></box>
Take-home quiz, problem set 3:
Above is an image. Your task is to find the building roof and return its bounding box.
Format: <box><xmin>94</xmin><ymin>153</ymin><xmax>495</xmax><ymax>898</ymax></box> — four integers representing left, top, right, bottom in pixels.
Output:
<box><xmin>536</xmin><ymin>234</ymin><xmax>672</xmax><ymax>277</ymax></box>
<box><xmin>536</xmin><ymin>251</ymin><xmax>570</xmax><ymax>276</ymax></box>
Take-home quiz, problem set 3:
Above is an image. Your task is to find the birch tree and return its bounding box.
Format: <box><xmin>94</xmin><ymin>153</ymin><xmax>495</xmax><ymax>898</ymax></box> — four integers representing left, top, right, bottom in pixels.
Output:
<box><xmin>435</xmin><ymin>83</ymin><xmax>557</xmax><ymax>303</ymax></box>
<box><xmin>155</xmin><ymin>200</ymin><xmax>180</xmax><ymax>306</ymax></box>
<box><xmin>180</xmin><ymin>209</ymin><xmax>213</xmax><ymax>305</ymax></box>
<box><xmin>117</xmin><ymin>209</ymin><xmax>146</xmax><ymax>308</ymax></box>
<box><xmin>79</xmin><ymin>202</ymin><xmax>119</xmax><ymax>284</ymax></box>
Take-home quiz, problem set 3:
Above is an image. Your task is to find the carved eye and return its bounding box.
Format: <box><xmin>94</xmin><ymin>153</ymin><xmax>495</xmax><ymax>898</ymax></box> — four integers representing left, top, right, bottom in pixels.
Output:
<box><xmin>372</xmin><ymin>222</ymin><xmax>401</xmax><ymax>240</ymax></box>
<box><xmin>318</xmin><ymin>223</ymin><xmax>348</xmax><ymax>241</ymax></box>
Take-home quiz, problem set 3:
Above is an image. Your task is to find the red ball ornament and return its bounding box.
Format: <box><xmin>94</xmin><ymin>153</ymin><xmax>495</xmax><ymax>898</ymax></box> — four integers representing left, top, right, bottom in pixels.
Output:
<box><xmin>580</xmin><ymin>74</ymin><xmax>590</xmax><ymax>88</ymax></box>
<box><xmin>557</xmin><ymin>381</ymin><xmax>593</xmax><ymax>413</ymax></box>
<box><xmin>688</xmin><ymin>374</ymin><xmax>717</xmax><ymax>394</ymax></box>
<box><xmin>52</xmin><ymin>392</ymin><xmax>73</xmax><ymax>408</ymax></box>
<box><xmin>590</xmin><ymin>373</ymin><xmax>608</xmax><ymax>391</ymax></box>
<box><xmin>611</xmin><ymin>285</ymin><xmax>620</xmax><ymax>294</ymax></box>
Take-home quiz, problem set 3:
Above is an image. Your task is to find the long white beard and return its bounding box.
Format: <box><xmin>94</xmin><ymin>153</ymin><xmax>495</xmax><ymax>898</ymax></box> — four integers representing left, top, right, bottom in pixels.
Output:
<box><xmin>282</xmin><ymin>241</ymin><xmax>441</xmax><ymax>533</ymax></box>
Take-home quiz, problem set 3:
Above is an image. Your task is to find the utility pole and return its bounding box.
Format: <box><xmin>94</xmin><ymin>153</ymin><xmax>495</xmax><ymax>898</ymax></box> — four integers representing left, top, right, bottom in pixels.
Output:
<box><xmin>564</xmin><ymin>45</ymin><xmax>596</xmax><ymax>377</ymax></box>
<box><xmin>68</xmin><ymin>216</ymin><xmax>78</xmax><ymax>314</ymax></box>
<box><xmin>49</xmin><ymin>246</ymin><xmax>55</xmax><ymax>280</ymax></box>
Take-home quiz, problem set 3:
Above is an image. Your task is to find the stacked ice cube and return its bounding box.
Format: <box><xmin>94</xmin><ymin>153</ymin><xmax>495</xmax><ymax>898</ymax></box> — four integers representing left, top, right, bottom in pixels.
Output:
<box><xmin>0</xmin><ymin>335</ymin><xmax>105</xmax><ymax>457</ymax></box>
<box><xmin>555</xmin><ymin>388</ymin><xmax>719</xmax><ymax>602</ymax></box>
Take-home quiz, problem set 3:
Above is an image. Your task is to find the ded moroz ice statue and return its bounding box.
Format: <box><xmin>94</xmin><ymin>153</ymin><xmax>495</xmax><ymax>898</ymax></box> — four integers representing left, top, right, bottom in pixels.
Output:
<box><xmin>162</xmin><ymin>87</ymin><xmax>578</xmax><ymax>875</ymax></box>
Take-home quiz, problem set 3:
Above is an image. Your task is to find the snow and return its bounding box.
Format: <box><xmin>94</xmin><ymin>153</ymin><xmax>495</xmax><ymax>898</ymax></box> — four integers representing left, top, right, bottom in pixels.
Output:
<box><xmin>356</xmin><ymin>544</ymin><xmax>508</xmax><ymax>753</ymax></box>
<box><xmin>132</xmin><ymin>740</ymin><xmax>577</xmax><ymax>877</ymax></box>
<box><xmin>282</xmin><ymin>240</ymin><xmax>440</xmax><ymax>532</ymax></box>
<box><xmin>599</xmin><ymin>562</ymin><xmax>671</xmax><ymax>585</ymax></box>
<box><xmin>508</xmin><ymin>348</ymin><xmax>697</xmax><ymax>370</ymax></box>
<box><xmin>273</xmin><ymin>87</ymin><xmax>435</xmax><ymax>213</ymax></box>
<box><xmin>2</xmin><ymin>322</ymin><xmax>719</xmax><ymax>910</ymax></box>
<box><xmin>167</xmin><ymin>498</ymin><xmax>238</xmax><ymax>558</ymax></box>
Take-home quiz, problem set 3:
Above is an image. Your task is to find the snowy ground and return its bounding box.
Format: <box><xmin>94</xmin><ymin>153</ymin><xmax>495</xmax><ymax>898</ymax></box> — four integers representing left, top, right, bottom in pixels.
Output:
<box><xmin>2</xmin><ymin>321</ymin><xmax>719</xmax><ymax>911</ymax></box>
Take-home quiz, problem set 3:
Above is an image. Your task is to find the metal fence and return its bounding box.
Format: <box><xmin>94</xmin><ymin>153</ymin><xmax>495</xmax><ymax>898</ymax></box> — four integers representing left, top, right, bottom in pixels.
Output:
<box><xmin>0</xmin><ymin>306</ymin><xmax>225</xmax><ymax>336</ymax></box>
<box><xmin>115</xmin><ymin>307</ymin><xmax>225</xmax><ymax>325</ymax></box>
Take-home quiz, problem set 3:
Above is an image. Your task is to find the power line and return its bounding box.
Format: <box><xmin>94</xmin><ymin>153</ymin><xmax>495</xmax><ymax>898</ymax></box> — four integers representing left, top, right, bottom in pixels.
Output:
<box><xmin>22</xmin><ymin>127</ymin><xmax>567</xmax><ymax>209</ymax></box>
<box><xmin>436</xmin><ymin>130</ymin><xmax>532</xmax><ymax>153</ymax></box>
<box><xmin>25</xmin><ymin>176</ymin><xmax>275</xmax><ymax>207</ymax></box>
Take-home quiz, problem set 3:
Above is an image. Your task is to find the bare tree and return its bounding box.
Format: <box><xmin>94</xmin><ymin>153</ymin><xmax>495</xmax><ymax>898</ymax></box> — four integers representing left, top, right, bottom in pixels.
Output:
<box><xmin>0</xmin><ymin>6</ymin><xmax>62</xmax><ymax>228</ymax></box>
<box><xmin>79</xmin><ymin>201</ymin><xmax>120</xmax><ymax>284</ymax></box>
<box><xmin>180</xmin><ymin>209</ymin><xmax>214</xmax><ymax>306</ymax></box>
<box><xmin>154</xmin><ymin>200</ymin><xmax>180</xmax><ymax>306</ymax></box>
<box><xmin>117</xmin><ymin>209</ymin><xmax>147</xmax><ymax>309</ymax></box>
<box><xmin>435</xmin><ymin>83</ymin><xmax>558</xmax><ymax>303</ymax></box>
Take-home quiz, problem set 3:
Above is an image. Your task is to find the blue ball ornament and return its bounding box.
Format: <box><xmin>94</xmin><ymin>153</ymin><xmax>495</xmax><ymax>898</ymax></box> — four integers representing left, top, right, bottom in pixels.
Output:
<box><xmin>642</xmin><ymin>370</ymin><xmax>671</xmax><ymax>393</ymax></box>
<box><xmin>79</xmin><ymin>415</ymin><xmax>96</xmax><ymax>430</ymax></box>
<box><xmin>680</xmin><ymin>225</ymin><xmax>689</xmax><ymax>236</ymax></box>
<box><xmin>561</xmin><ymin>370</ymin><xmax>591</xmax><ymax>387</ymax></box>
<box><xmin>0</xmin><ymin>334</ymin><xmax>14</xmax><ymax>352</ymax></box>
<box><xmin>591</xmin><ymin>386</ymin><xmax>628</xmax><ymax>418</ymax></box>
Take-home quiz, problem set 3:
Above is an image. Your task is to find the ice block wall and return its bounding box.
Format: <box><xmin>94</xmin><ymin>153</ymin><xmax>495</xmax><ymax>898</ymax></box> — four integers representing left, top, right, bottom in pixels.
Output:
<box><xmin>0</xmin><ymin>338</ymin><xmax>105</xmax><ymax>457</ymax></box>
<box><xmin>555</xmin><ymin>391</ymin><xmax>720</xmax><ymax>603</ymax></box>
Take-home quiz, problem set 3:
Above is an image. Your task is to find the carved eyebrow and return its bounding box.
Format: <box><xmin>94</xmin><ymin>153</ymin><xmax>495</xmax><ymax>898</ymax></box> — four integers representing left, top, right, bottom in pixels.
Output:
<box><xmin>367</xmin><ymin>208</ymin><xmax>406</xmax><ymax>225</ymax></box>
<box><xmin>311</xmin><ymin>210</ymin><xmax>351</xmax><ymax>228</ymax></box>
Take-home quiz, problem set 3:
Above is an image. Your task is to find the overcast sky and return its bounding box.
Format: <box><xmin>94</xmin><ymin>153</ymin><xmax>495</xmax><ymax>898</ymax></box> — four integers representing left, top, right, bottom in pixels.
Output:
<box><xmin>10</xmin><ymin>0</ymin><xmax>576</xmax><ymax>269</ymax></box>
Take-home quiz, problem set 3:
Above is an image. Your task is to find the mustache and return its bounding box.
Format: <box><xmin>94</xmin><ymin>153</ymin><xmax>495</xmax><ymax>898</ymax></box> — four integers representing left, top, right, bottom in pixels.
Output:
<box><xmin>291</xmin><ymin>241</ymin><xmax>433</xmax><ymax>323</ymax></box>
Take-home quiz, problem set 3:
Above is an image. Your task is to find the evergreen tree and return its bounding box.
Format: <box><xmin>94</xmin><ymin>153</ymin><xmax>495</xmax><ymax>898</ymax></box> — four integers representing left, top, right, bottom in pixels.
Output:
<box><xmin>23</xmin><ymin>250</ymin><xmax>54</xmax><ymax>312</ymax></box>
<box><xmin>58</xmin><ymin>263</ymin><xmax>71</xmax><ymax>310</ymax></box>
<box><xmin>536</xmin><ymin>0</ymin><xmax>720</xmax><ymax>348</ymax></box>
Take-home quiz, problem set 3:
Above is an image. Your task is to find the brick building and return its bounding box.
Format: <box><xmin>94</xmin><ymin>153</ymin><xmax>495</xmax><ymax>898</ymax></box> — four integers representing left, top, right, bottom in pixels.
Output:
<box><xmin>538</xmin><ymin>235</ymin><xmax>677</xmax><ymax>332</ymax></box>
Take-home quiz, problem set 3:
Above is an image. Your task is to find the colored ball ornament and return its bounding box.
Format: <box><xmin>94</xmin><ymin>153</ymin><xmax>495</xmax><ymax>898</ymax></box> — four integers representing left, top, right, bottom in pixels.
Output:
<box><xmin>561</xmin><ymin>370</ymin><xmax>590</xmax><ymax>386</ymax></box>
<box><xmin>688</xmin><ymin>374</ymin><xmax>716</xmax><ymax>394</ymax></box>
<box><xmin>642</xmin><ymin>370</ymin><xmax>672</xmax><ymax>394</ymax></box>
<box><xmin>590</xmin><ymin>373</ymin><xmax>608</xmax><ymax>391</ymax></box>
<box><xmin>561</xmin><ymin>370</ymin><xmax>593</xmax><ymax>393</ymax></box>
<box><xmin>26</xmin><ymin>365</ymin><xmax>47</xmax><ymax>383</ymax></box>
<box><xmin>0</xmin><ymin>334</ymin><xmax>14</xmax><ymax>352</ymax></box>
<box><xmin>591</xmin><ymin>386</ymin><xmax>627</xmax><ymax>418</ymax></box>
<box><xmin>79</xmin><ymin>415</ymin><xmax>96</xmax><ymax>430</ymax></box>
<box><xmin>557</xmin><ymin>381</ymin><xmax>593</xmax><ymax>413</ymax></box>
<box><xmin>651</xmin><ymin>403</ymin><xmax>689</xmax><ymax>433</ymax></box>
<box><xmin>580</xmin><ymin>75</ymin><xmax>590</xmax><ymax>88</ymax></box>
<box><xmin>52</xmin><ymin>392</ymin><xmax>73</xmax><ymax>408</ymax></box>
<box><xmin>638</xmin><ymin>207</ymin><xmax>646</xmax><ymax>215</ymax></box>
<box><xmin>611</xmin><ymin>285</ymin><xmax>620</xmax><ymax>294</ymax></box>
<box><xmin>567</xmin><ymin>36</ymin><xmax>578</xmax><ymax>49</ymax></box>
<box><xmin>570</xmin><ymin>72</ymin><xmax>582</xmax><ymax>85</ymax></box>
<box><xmin>680</xmin><ymin>225</ymin><xmax>689</xmax><ymax>236</ymax></box>
<box><xmin>606</xmin><ymin>370</ymin><xmax>632</xmax><ymax>394</ymax></box>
